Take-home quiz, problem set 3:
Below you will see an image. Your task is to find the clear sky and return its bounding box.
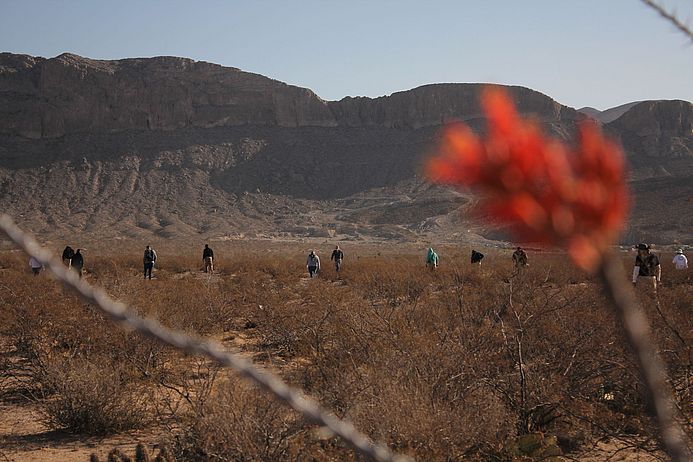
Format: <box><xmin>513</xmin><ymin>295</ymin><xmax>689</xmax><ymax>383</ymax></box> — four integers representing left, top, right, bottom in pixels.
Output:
<box><xmin>1</xmin><ymin>0</ymin><xmax>691</xmax><ymax>110</ymax></box>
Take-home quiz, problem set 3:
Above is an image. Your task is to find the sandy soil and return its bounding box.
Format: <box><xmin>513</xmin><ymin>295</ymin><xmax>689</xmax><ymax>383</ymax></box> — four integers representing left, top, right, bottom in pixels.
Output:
<box><xmin>0</xmin><ymin>402</ymin><xmax>163</xmax><ymax>462</ymax></box>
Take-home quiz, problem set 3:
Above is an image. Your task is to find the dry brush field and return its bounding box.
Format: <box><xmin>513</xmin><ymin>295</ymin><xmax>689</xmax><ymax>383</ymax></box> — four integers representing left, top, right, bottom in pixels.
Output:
<box><xmin>0</xmin><ymin>245</ymin><xmax>690</xmax><ymax>461</ymax></box>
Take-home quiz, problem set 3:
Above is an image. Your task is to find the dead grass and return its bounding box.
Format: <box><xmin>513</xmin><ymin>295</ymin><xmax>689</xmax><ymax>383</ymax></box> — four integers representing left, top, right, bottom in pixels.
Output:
<box><xmin>0</xmin><ymin>246</ymin><xmax>689</xmax><ymax>460</ymax></box>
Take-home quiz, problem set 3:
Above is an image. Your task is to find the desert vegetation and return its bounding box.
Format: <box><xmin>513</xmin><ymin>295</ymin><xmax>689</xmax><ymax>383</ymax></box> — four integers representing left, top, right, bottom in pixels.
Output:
<box><xmin>0</xmin><ymin>245</ymin><xmax>690</xmax><ymax>461</ymax></box>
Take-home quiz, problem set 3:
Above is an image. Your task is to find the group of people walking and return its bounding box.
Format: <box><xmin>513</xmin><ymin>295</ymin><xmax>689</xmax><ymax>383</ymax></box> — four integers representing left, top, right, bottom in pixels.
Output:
<box><xmin>306</xmin><ymin>245</ymin><xmax>344</xmax><ymax>278</ymax></box>
<box><xmin>29</xmin><ymin>243</ymin><xmax>215</xmax><ymax>280</ymax></box>
<box><xmin>632</xmin><ymin>244</ymin><xmax>688</xmax><ymax>291</ymax></box>
<box><xmin>26</xmin><ymin>242</ymin><xmax>689</xmax><ymax>288</ymax></box>
<box><xmin>60</xmin><ymin>246</ymin><xmax>85</xmax><ymax>278</ymax></box>
<box><xmin>423</xmin><ymin>246</ymin><xmax>526</xmax><ymax>270</ymax></box>
<box><xmin>422</xmin><ymin>243</ymin><xmax>687</xmax><ymax>289</ymax></box>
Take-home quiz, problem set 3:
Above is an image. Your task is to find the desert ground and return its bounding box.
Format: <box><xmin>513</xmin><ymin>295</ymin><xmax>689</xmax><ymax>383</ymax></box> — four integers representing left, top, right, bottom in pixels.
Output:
<box><xmin>0</xmin><ymin>240</ymin><xmax>689</xmax><ymax>461</ymax></box>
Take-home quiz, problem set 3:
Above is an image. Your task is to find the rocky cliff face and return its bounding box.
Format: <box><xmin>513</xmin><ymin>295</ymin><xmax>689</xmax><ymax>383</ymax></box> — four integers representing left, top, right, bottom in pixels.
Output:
<box><xmin>0</xmin><ymin>53</ymin><xmax>336</xmax><ymax>138</ymax></box>
<box><xmin>0</xmin><ymin>53</ymin><xmax>690</xmax><ymax>244</ymax></box>
<box><xmin>0</xmin><ymin>53</ymin><xmax>577</xmax><ymax>139</ymax></box>
<box><xmin>606</xmin><ymin>100</ymin><xmax>692</xmax><ymax>161</ymax></box>
<box><xmin>329</xmin><ymin>83</ymin><xmax>575</xmax><ymax>129</ymax></box>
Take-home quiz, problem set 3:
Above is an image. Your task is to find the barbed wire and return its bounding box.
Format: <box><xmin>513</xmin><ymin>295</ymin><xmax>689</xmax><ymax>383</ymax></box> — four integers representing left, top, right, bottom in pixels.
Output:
<box><xmin>0</xmin><ymin>214</ymin><xmax>413</xmax><ymax>462</ymax></box>
<box><xmin>641</xmin><ymin>0</ymin><xmax>693</xmax><ymax>42</ymax></box>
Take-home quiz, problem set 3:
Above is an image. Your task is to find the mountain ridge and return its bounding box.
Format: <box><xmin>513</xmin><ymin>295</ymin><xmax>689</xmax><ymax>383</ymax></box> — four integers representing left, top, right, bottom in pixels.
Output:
<box><xmin>578</xmin><ymin>102</ymin><xmax>643</xmax><ymax>124</ymax></box>
<box><xmin>1</xmin><ymin>52</ymin><xmax>691</xmax><ymax>245</ymax></box>
<box><xmin>0</xmin><ymin>52</ymin><xmax>577</xmax><ymax>138</ymax></box>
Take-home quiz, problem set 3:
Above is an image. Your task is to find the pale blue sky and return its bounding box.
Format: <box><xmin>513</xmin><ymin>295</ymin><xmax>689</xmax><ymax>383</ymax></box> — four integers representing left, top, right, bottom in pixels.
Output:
<box><xmin>1</xmin><ymin>0</ymin><xmax>691</xmax><ymax>110</ymax></box>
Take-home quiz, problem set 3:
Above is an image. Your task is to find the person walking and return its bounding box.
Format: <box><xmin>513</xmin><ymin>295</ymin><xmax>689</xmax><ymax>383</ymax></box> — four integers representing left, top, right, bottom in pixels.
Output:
<box><xmin>62</xmin><ymin>245</ymin><xmax>74</xmax><ymax>268</ymax></box>
<box><xmin>202</xmin><ymin>244</ymin><xmax>214</xmax><ymax>273</ymax></box>
<box><xmin>29</xmin><ymin>256</ymin><xmax>42</xmax><ymax>276</ymax></box>
<box><xmin>306</xmin><ymin>250</ymin><xmax>320</xmax><ymax>278</ymax></box>
<box><xmin>512</xmin><ymin>247</ymin><xmax>528</xmax><ymax>268</ymax></box>
<box><xmin>426</xmin><ymin>247</ymin><xmax>439</xmax><ymax>270</ymax></box>
<box><xmin>71</xmin><ymin>249</ymin><xmax>84</xmax><ymax>278</ymax></box>
<box><xmin>331</xmin><ymin>245</ymin><xmax>344</xmax><ymax>275</ymax></box>
<box><xmin>471</xmin><ymin>249</ymin><xmax>484</xmax><ymax>265</ymax></box>
<box><xmin>672</xmin><ymin>248</ymin><xmax>688</xmax><ymax>270</ymax></box>
<box><xmin>143</xmin><ymin>245</ymin><xmax>157</xmax><ymax>280</ymax></box>
<box><xmin>632</xmin><ymin>243</ymin><xmax>661</xmax><ymax>291</ymax></box>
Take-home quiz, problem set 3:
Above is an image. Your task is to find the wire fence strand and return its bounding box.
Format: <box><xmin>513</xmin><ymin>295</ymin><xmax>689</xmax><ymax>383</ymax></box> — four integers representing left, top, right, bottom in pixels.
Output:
<box><xmin>0</xmin><ymin>214</ymin><xmax>414</xmax><ymax>462</ymax></box>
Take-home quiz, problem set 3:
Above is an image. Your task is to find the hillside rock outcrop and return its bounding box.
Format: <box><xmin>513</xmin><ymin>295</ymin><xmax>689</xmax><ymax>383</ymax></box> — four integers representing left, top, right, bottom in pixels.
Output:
<box><xmin>606</xmin><ymin>100</ymin><xmax>692</xmax><ymax>159</ymax></box>
<box><xmin>329</xmin><ymin>83</ymin><xmax>576</xmax><ymax>129</ymax></box>
<box><xmin>0</xmin><ymin>53</ymin><xmax>577</xmax><ymax>139</ymax></box>
<box><xmin>0</xmin><ymin>52</ymin><xmax>337</xmax><ymax>138</ymax></box>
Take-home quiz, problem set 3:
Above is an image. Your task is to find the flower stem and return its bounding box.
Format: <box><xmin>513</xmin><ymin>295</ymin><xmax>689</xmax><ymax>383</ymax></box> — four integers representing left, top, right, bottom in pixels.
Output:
<box><xmin>598</xmin><ymin>252</ymin><xmax>690</xmax><ymax>461</ymax></box>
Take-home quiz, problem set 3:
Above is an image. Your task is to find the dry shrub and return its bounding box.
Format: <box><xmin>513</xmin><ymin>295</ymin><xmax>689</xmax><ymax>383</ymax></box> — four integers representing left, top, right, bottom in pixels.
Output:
<box><xmin>0</xmin><ymin>245</ymin><xmax>688</xmax><ymax>460</ymax></box>
<box><xmin>335</xmin><ymin>357</ymin><xmax>515</xmax><ymax>460</ymax></box>
<box><xmin>38</xmin><ymin>357</ymin><xmax>152</xmax><ymax>434</ymax></box>
<box><xmin>250</xmin><ymin>279</ymin><xmax>348</xmax><ymax>359</ymax></box>
<box><xmin>176</xmin><ymin>376</ymin><xmax>304</xmax><ymax>461</ymax></box>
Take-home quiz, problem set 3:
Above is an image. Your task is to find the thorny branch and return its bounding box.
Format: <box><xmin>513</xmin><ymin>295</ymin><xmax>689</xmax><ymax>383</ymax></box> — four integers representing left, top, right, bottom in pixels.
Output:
<box><xmin>641</xmin><ymin>0</ymin><xmax>693</xmax><ymax>42</ymax></box>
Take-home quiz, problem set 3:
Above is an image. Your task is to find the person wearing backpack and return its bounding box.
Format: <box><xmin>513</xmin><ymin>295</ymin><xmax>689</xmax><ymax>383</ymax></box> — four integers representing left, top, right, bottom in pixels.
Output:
<box><xmin>426</xmin><ymin>247</ymin><xmax>439</xmax><ymax>270</ymax></box>
<box><xmin>202</xmin><ymin>244</ymin><xmax>214</xmax><ymax>273</ymax></box>
<box><xmin>306</xmin><ymin>250</ymin><xmax>320</xmax><ymax>278</ymax></box>
<box><xmin>512</xmin><ymin>247</ymin><xmax>528</xmax><ymax>268</ymax></box>
<box><xmin>143</xmin><ymin>245</ymin><xmax>157</xmax><ymax>280</ymax></box>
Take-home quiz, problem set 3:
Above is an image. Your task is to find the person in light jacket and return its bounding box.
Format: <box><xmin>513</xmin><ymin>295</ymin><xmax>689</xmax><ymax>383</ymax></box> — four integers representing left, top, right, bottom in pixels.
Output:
<box><xmin>29</xmin><ymin>256</ymin><xmax>42</xmax><ymax>276</ymax></box>
<box><xmin>426</xmin><ymin>247</ymin><xmax>439</xmax><ymax>270</ymax></box>
<box><xmin>306</xmin><ymin>250</ymin><xmax>320</xmax><ymax>278</ymax></box>
<box><xmin>672</xmin><ymin>249</ymin><xmax>688</xmax><ymax>270</ymax></box>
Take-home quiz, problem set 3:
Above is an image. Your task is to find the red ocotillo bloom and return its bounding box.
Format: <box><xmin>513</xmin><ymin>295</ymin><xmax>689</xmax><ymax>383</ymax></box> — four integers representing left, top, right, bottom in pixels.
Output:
<box><xmin>427</xmin><ymin>87</ymin><xmax>629</xmax><ymax>271</ymax></box>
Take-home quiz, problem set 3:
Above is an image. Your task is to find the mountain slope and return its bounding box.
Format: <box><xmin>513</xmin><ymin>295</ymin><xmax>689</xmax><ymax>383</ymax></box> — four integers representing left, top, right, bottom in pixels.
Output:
<box><xmin>0</xmin><ymin>53</ymin><xmax>690</xmax><ymax>245</ymax></box>
<box><xmin>578</xmin><ymin>102</ymin><xmax>642</xmax><ymax>124</ymax></box>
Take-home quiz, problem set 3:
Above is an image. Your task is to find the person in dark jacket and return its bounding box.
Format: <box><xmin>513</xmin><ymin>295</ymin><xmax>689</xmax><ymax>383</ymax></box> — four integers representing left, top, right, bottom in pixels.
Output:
<box><xmin>202</xmin><ymin>244</ymin><xmax>214</xmax><ymax>273</ymax></box>
<box><xmin>62</xmin><ymin>245</ymin><xmax>74</xmax><ymax>268</ymax></box>
<box><xmin>331</xmin><ymin>245</ymin><xmax>344</xmax><ymax>274</ymax></box>
<box><xmin>632</xmin><ymin>243</ymin><xmax>660</xmax><ymax>291</ymax></box>
<box><xmin>512</xmin><ymin>247</ymin><xmax>528</xmax><ymax>268</ymax></box>
<box><xmin>143</xmin><ymin>245</ymin><xmax>157</xmax><ymax>280</ymax></box>
<box><xmin>471</xmin><ymin>249</ymin><xmax>484</xmax><ymax>265</ymax></box>
<box><xmin>71</xmin><ymin>249</ymin><xmax>84</xmax><ymax>278</ymax></box>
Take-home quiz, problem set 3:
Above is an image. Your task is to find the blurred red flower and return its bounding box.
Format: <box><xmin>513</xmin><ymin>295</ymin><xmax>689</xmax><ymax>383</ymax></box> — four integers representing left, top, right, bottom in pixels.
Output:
<box><xmin>427</xmin><ymin>87</ymin><xmax>629</xmax><ymax>271</ymax></box>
